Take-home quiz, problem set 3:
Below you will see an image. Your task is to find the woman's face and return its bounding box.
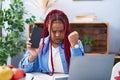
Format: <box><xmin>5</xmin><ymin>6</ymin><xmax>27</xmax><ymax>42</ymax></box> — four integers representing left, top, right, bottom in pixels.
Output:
<box><xmin>48</xmin><ymin>20</ymin><xmax>65</xmax><ymax>45</ymax></box>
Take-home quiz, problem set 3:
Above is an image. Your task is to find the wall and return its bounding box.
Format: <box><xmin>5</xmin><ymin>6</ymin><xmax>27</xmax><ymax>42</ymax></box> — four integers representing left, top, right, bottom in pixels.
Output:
<box><xmin>24</xmin><ymin>0</ymin><xmax>120</xmax><ymax>53</ymax></box>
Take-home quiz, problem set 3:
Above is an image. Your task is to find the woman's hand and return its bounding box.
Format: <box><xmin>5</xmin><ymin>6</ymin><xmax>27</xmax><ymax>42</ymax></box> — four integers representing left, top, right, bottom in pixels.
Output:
<box><xmin>26</xmin><ymin>38</ymin><xmax>41</xmax><ymax>62</ymax></box>
<box><xmin>68</xmin><ymin>31</ymin><xmax>79</xmax><ymax>48</ymax></box>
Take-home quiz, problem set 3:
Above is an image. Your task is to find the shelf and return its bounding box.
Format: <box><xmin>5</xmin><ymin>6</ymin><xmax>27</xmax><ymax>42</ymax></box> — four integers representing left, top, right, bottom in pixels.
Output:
<box><xmin>70</xmin><ymin>22</ymin><xmax>109</xmax><ymax>54</ymax></box>
<box><xmin>29</xmin><ymin>22</ymin><xmax>109</xmax><ymax>54</ymax></box>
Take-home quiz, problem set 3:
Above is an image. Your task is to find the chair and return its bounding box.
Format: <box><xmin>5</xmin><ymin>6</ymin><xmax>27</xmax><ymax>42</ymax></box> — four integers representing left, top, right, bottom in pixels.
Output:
<box><xmin>111</xmin><ymin>62</ymin><xmax>120</xmax><ymax>80</ymax></box>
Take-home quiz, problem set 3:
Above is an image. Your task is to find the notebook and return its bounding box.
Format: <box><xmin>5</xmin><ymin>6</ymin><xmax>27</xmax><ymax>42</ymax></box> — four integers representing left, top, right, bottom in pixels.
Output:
<box><xmin>25</xmin><ymin>72</ymin><xmax>68</xmax><ymax>80</ymax></box>
<box><xmin>68</xmin><ymin>54</ymin><xmax>115</xmax><ymax>80</ymax></box>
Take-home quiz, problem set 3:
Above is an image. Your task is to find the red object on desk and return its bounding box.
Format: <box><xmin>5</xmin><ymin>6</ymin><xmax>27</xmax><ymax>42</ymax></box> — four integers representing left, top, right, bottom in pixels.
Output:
<box><xmin>114</xmin><ymin>71</ymin><xmax>120</xmax><ymax>80</ymax></box>
<box><xmin>7</xmin><ymin>65</ymin><xmax>25</xmax><ymax>80</ymax></box>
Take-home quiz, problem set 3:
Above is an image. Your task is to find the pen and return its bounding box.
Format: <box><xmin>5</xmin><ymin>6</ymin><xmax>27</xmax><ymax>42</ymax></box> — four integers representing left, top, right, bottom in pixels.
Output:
<box><xmin>31</xmin><ymin>76</ymin><xmax>34</xmax><ymax>80</ymax></box>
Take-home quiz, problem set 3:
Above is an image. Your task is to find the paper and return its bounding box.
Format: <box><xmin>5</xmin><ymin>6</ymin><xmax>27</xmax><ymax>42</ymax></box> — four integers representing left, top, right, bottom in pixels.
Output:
<box><xmin>25</xmin><ymin>72</ymin><xmax>69</xmax><ymax>80</ymax></box>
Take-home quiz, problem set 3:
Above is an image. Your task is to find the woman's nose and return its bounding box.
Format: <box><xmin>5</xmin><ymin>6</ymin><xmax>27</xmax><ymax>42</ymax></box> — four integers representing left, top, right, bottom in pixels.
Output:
<box><xmin>56</xmin><ymin>32</ymin><xmax>60</xmax><ymax>36</ymax></box>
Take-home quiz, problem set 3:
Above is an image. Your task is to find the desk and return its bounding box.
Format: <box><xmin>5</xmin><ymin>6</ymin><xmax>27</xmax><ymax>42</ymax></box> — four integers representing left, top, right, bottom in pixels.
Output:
<box><xmin>25</xmin><ymin>72</ymin><xmax>68</xmax><ymax>80</ymax></box>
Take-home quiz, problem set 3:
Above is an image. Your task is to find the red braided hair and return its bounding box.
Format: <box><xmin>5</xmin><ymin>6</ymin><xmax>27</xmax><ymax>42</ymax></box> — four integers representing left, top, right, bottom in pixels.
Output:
<box><xmin>41</xmin><ymin>9</ymin><xmax>71</xmax><ymax>74</ymax></box>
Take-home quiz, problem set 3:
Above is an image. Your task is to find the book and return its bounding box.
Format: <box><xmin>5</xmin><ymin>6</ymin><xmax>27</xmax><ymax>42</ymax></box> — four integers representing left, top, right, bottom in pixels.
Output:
<box><xmin>25</xmin><ymin>72</ymin><xmax>69</xmax><ymax>80</ymax></box>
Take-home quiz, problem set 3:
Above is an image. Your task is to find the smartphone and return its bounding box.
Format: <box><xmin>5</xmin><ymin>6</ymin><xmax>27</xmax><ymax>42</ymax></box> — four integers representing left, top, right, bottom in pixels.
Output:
<box><xmin>30</xmin><ymin>25</ymin><xmax>42</xmax><ymax>48</ymax></box>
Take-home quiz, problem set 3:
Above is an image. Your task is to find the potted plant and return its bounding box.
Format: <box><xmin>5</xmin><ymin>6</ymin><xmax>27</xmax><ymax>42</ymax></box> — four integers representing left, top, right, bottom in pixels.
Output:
<box><xmin>81</xmin><ymin>35</ymin><xmax>93</xmax><ymax>53</ymax></box>
<box><xmin>0</xmin><ymin>0</ymin><xmax>36</xmax><ymax>65</ymax></box>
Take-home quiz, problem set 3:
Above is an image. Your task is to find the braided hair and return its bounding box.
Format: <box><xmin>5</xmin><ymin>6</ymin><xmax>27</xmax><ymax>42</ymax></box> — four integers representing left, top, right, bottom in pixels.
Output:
<box><xmin>41</xmin><ymin>9</ymin><xmax>71</xmax><ymax>74</ymax></box>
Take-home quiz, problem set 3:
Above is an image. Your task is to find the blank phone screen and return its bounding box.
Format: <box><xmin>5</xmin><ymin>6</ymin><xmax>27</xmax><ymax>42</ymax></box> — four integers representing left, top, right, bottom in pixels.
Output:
<box><xmin>30</xmin><ymin>25</ymin><xmax>42</xmax><ymax>48</ymax></box>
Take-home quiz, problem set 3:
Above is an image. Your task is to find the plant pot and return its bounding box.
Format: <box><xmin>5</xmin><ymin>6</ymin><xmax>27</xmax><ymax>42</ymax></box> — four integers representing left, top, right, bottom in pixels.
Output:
<box><xmin>83</xmin><ymin>45</ymin><xmax>92</xmax><ymax>53</ymax></box>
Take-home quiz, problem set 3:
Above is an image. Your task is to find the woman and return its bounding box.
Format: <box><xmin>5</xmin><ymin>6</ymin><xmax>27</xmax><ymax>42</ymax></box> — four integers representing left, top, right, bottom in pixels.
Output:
<box><xmin>19</xmin><ymin>9</ymin><xmax>84</xmax><ymax>75</ymax></box>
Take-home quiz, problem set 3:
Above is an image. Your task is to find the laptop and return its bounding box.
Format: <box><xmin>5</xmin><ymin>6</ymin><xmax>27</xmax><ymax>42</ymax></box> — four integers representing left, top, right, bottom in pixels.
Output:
<box><xmin>68</xmin><ymin>54</ymin><xmax>115</xmax><ymax>80</ymax></box>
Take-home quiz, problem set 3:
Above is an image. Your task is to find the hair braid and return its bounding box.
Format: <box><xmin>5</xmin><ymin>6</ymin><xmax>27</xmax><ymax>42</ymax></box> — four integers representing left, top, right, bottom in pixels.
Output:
<box><xmin>41</xmin><ymin>9</ymin><xmax>71</xmax><ymax>74</ymax></box>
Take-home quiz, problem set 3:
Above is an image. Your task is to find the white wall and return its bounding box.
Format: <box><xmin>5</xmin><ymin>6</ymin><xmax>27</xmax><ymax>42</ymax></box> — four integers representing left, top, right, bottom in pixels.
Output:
<box><xmin>24</xmin><ymin>0</ymin><xmax>120</xmax><ymax>52</ymax></box>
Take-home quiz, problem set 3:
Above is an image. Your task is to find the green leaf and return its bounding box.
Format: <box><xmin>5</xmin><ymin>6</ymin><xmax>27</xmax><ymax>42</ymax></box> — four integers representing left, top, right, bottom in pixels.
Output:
<box><xmin>0</xmin><ymin>0</ymin><xmax>36</xmax><ymax>65</ymax></box>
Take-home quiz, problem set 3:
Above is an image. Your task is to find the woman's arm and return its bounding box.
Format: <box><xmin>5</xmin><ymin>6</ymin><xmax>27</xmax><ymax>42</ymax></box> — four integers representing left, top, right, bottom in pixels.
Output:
<box><xmin>70</xmin><ymin>40</ymin><xmax>84</xmax><ymax>56</ymax></box>
<box><xmin>19</xmin><ymin>51</ymin><xmax>35</xmax><ymax>72</ymax></box>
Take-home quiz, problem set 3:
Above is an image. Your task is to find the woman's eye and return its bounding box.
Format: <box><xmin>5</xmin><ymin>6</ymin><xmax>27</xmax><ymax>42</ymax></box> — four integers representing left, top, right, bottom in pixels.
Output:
<box><xmin>52</xmin><ymin>31</ymin><xmax>56</xmax><ymax>33</ymax></box>
<box><xmin>60</xmin><ymin>30</ymin><xmax>64</xmax><ymax>33</ymax></box>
